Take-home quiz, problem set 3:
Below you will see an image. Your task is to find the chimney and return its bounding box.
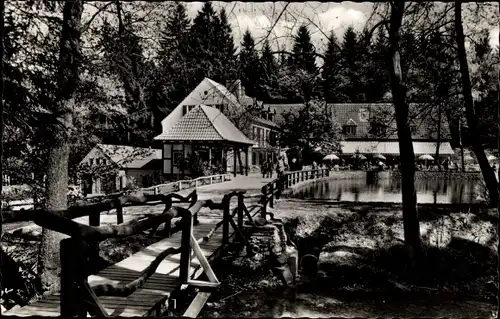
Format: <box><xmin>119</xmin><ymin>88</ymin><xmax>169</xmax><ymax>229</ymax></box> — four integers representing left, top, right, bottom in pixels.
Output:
<box><xmin>226</xmin><ymin>79</ymin><xmax>242</xmax><ymax>100</ymax></box>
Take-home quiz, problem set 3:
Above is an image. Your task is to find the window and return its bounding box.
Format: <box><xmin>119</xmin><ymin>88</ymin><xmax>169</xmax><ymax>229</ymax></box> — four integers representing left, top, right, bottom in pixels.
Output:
<box><xmin>183</xmin><ymin>105</ymin><xmax>196</xmax><ymax>116</ymax></box>
<box><xmin>253</xmin><ymin>126</ymin><xmax>257</xmax><ymax>140</ymax></box>
<box><xmin>103</xmin><ymin>159</ymin><xmax>107</xmax><ymax>165</ymax></box>
<box><xmin>252</xmin><ymin>152</ymin><xmax>257</xmax><ymax>165</ymax></box>
<box><xmin>370</xmin><ymin>123</ymin><xmax>387</xmax><ymax>136</ymax></box>
<box><xmin>89</xmin><ymin>159</ymin><xmax>94</xmax><ymax>166</ymax></box>
<box><xmin>96</xmin><ymin>158</ymin><xmax>101</xmax><ymax>165</ymax></box>
<box><xmin>343</xmin><ymin>125</ymin><xmax>357</xmax><ymax>136</ymax></box>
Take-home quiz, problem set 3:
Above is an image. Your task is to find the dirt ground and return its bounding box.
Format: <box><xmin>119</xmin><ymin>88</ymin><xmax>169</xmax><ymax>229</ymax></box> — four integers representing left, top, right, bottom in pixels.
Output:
<box><xmin>199</xmin><ymin>199</ymin><xmax>498</xmax><ymax>318</ymax></box>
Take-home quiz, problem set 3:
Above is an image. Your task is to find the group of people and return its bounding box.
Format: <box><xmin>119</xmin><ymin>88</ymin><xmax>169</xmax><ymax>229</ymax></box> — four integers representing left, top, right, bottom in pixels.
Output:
<box><xmin>261</xmin><ymin>156</ymin><xmax>286</xmax><ymax>179</ymax></box>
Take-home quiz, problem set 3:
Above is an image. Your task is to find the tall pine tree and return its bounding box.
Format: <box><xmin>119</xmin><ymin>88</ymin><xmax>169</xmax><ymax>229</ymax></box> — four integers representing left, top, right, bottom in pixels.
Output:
<box><xmin>239</xmin><ymin>29</ymin><xmax>260</xmax><ymax>98</ymax></box>
<box><xmin>187</xmin><ymin>2</ymin><xmax>221</xmax><ymax>82</ymax></box>
<box><xmin>187</xmin><ymin>3</ymin><xmax>236</xmax><ymax>83</ymax></box>
<box><xmin>291</xmin><ymin>24</ymin><xmax>317</xmax><ymax>74</ymax></box>
<box><xmin>216</xmin><ymin>8</ymin><xmax>237</xmax><ymax>82</ymax></box>
<box><xmin>158</xmin><ymin>3</ymin><xmax>191</xmax><ymax>62</ymax></box>
<box><xmin>364</xmin><ymin>28</ymin><xmax>390</xmax><ymax>102</ymax></box>
<box><xmin>338</xmin><ymin>26</ymin><xmax>365</xmax><ymax>102</ymax></box>
<box><xmin>322</xmin><ymin>31</ymin><xmax>347</xmax><ymax>102</ymax></box>
<box><xmin>151</xmin><ymin>3</ymin><xmax>192</xmax><ymax>125</ymax></box>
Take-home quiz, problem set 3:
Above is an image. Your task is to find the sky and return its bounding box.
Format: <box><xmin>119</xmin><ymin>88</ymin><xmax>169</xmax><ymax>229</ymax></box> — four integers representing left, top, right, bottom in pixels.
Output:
<box><xmin>184</xmin><ymin>1</ymin><xmax>374</xmax><ymax>52</ymax></box>
<box><xmin>183</xmin><ymin>1</ymin><xmax>499</xmax><ymax>53</ymax></box>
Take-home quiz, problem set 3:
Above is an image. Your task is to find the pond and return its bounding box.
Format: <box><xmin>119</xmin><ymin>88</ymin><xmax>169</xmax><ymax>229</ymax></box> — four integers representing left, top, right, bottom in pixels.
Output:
<box><xmin>290</xmin><ymin>177</ymin><xmax>482</xmax><ymax>204</ymax></box>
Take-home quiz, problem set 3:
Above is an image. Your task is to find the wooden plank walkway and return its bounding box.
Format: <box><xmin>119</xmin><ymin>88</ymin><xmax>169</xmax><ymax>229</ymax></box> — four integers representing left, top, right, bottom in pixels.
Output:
<box><xmin>4</xmin><ymin>220</ymin><xmax>232</xmax><ymax>317</ymax></box>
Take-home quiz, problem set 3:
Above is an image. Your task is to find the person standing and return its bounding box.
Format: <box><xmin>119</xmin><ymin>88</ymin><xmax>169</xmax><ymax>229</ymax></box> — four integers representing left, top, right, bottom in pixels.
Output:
<box><xmin>277</xmin><ymin>156</ymin><xmax>285</xmax><ymax>178</ymax></box>
<box><xmin>261</xmin><ymin>160</ymin><xmax>268</xmax><ymax>178</ymax></box>
<box><xmin>267</xmin><ymin>161</ymin><xmax>273</xmax><ymax>178</ymax></box>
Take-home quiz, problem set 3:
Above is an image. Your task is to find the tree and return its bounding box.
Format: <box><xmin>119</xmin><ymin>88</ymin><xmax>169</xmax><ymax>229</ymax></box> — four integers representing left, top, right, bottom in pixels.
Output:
<box><xmin>338</xmin><ymin>26</ymin><xmax>366</xmax><ymax>102</ymax></box>
<box><xmin>157</xmin><ymin>2</ymin><xmax>191</xmax><ymax>61</ymax></box>
<box><xmin>216</xmin><ymin>8</ymin><xmax>236</xmax><ymax>68</ymax></box>
<box><xmin>151</xmin><ymin>2</ymin><xmax>192</xmax><ymax>128</ymax></box>
<box><xmin>454</xmin><ymin>1</ymin><xmax>498</xmax><ymax>207</ymax></box>
<box><xmin>239</xmin><ymin>29</ymin><xmax>260</xmax><ymax>98</ymax></box>
<box><xmin>364</xmin><ymin>28</ymin><xmax>391</xmax><ymax>102</ymax></box>
<box><xmin>259</xmin><ymin>39</ymin><xmax>278</xmax><ymax>101</ymax></box>
<box><xmin>1</xmin><ymin>0</ymin><xmax>5</xmax><ymax>247</ymax></box>
<box><xmin>187</xmin><ymin>2</ymin><xmax>224</xmax><ymax>83</ymax></box>
<box><xmin>387</xmin><ymin>1</ymin><xmax>423</xmax><ymax>266</ymax></box>
<box><xmin>290</xmin><ymin>24</ymin><xmax>317</xmax><ymax>74</ymax></box>
<box><xmin>38</xmin><ymin>0</ymin><xmax>84</xmax><ymax>293</ymax></box>
<box><xmin>279</xmin><ymin>99</ymin><xmax>342</xmax><ymax>165</ymax></box>
<box><xmin>322</xmin><ymin>31</ymin><xmax>348</xmax><ymax>102</ymax></box>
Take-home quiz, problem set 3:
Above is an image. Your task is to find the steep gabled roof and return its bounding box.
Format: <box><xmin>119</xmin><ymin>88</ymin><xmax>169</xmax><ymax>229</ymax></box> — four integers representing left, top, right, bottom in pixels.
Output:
<box><xmin>96</xmin><ymin>144</ymin><xmax>161</xmax><ymax>168</ymax></box>
<box><xmin>155</xmin><ymin>105</ymin><xmax>255</xmax><ymax>145</ymax></box>
<box><xmin>267</xmin><ymin>103</ymin><xmax>451</xmax><ymax>140</ymax></box>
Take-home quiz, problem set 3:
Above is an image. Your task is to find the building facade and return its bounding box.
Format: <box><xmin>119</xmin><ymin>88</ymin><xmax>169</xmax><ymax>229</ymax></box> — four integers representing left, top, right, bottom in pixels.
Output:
<box><xmin>78</xmin><ymin>144</ymin><xmax>163</xmax><ymax>195</ymax></box>
<box><xmin>267</xmin><ymin>103</ymin><xmax>455</xmax><ymax>161</ymax></box>
<box><xmin>154</xmin><ymin>78</ymin><xmax>280</xmax><ymax>180</ymax></box>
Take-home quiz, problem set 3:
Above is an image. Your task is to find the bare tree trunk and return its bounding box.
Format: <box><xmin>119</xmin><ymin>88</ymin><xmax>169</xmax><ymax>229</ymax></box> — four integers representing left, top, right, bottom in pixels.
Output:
<box><xmin>388</xmin><ymin>1</ymin><xmax>422</xmax><ymax>266</ymax></box>
<box><xmin>38</xmin><ymin>0</ymin><xmax>84</xmax><ymax>294</ymax></box>
<box><xmin>435</xmin><ymin>103</ymin><xmax>442</xmax><ymax>171</ymax></box>
<box><xmin>0</xmin><ymin>0</ymin><xmax>5</xmax><ymax>246</ymax></box>
<box><xmin>454</xmin><ymin>1</ymin><xmax>499</xmax><ymax>207</ymax></box>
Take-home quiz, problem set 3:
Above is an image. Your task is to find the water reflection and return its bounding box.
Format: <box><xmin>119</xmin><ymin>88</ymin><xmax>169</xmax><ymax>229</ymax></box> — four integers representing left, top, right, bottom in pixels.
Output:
<box><xmin>291</xmin><ymin>178</ymin><xmax>480</xmax><ymax>204</ymax></box>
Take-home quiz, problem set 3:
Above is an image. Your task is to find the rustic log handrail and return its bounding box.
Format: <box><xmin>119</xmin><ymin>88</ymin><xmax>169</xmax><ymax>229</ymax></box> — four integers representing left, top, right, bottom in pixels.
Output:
<box><xmin>52</xmin><ymin>184</ymin><xmax>280</xmax><ymax>317</ymax></box>
<box><xmin>142</xmin><ymin>173</ymin><xmax>233</xmax><ymax>194</ymax></box>
<box><xmin>259</xmin><ymin>168</ymin><xmax>329</xmax><ymax>218</ymax></box>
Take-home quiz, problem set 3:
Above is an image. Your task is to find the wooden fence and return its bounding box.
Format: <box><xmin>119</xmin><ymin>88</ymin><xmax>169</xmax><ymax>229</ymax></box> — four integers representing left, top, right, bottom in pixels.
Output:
<box><xmin>259</xmin><ymin>168</ymin><xmax>329</xmax><ymax>217</ymax></box>
<box><xmin>142</xmin><ymin>173</ymin><xmax>233</xmax><ymax>195</ymax></box>
<box><xmin>6</xmin><ymin>168</ymin><xmax>327</xmax><ymax>317</ymax></box>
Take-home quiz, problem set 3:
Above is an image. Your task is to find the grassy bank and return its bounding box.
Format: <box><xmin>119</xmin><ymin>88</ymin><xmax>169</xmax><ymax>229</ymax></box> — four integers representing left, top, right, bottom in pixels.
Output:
<box><xmin>199</xmin><ymin>200</ymin><xmax>498</xmax><ymax>318</ymax></box>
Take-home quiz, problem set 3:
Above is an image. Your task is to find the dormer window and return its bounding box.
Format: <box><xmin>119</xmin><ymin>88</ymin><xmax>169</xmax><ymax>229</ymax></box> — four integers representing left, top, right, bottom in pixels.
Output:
<box><xmin>183</xmin><ymin>105</ymin><xmax>196</xmax><ymax>116</ymax></box>
<box><xmin>370</xmin><ymin>123</ymin><xmax>387</xmax><ymax>136</ymax></box>
<box><xmin>343</xmin><ymin>119</ymin><xmax>357</xmax><ymax>136</ymax></box>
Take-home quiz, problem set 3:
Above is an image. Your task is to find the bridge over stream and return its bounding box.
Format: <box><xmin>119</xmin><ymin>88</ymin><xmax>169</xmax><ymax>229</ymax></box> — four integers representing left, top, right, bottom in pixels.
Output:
<box><xmin>3</xmin><ymin>169</ymin><xmax>329</xmax><ymax>317</ymax></box>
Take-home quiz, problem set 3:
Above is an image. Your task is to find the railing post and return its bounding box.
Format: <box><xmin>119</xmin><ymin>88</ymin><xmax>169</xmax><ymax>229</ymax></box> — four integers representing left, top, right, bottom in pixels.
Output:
<box><xmin>60</xmin><ymin>238</ymin><xmax>88</xmax><ymax>317</ymax></box>
<box><xmin>269</xmin><ymin>183</ymin><xmax>274</xmax><ymax>208</ymax></box>
<box><xmin>237</xmin><ymin>194</ymin><xmax>244</xmax><ymax>230</ymax></box>
<box><xmin>116</xmin><ymin>204</ymin><xmax>124</xmax><ymax>224</ymax></box>
<box><xmin>222</xmin><ymin>196</ymin><xmax>230</xmax><ymax>245</ymax></box>
<box><xmin>179</xmin><ymin>211</ymin><xmax>193</xmax><ymax>284</ymax></box>
<box><xmin>88</xmin><ymin>212</ymin><xmax>100</xmax><ymax>273</ymax></box>
<box><xmin>261</xmin><ymin>193</ymin><xmax>267</xmax><ymax>219</ymax></box>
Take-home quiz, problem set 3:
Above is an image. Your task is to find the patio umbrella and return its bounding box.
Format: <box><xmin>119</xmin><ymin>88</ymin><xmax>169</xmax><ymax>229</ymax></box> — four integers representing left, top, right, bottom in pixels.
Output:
<box><xmin>418</xmin><ymin>154</ymin><xmax>434</xmax><ymax>167</ymax></box>
<box><xmin>373</xmin><ymin>154</ymin><xmax>386</xmax><ymax>161</ymax></box>
<box><xmin>487</xmin><ymin>154</ymin><xmax>497</xmax><ymax>162</ymax></box>
<box><xmin>463</xmin><ymin>154</ymin><xmax>474</xmax><ymax>162</ymax></box>
<box><xmin>351</xmin><ymin>154</ymin><xmax>367</xmax><ymax>160</ymax></box>
<box><xmin>418</xmin><ymin>154</ymin><xmax>434</xmax><ymax>161</ymax></box>
<box><xmin>323</xmin><ymin>154</ymin><xmax>339</xmax><ymax>161</ymax></box>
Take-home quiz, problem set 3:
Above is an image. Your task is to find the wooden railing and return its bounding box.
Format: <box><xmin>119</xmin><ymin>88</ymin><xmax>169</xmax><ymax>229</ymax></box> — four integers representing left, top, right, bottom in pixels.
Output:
<box><xmin>259</xmin><ymin>168</ymin><xmax>329</xmax><ymax>217</ymax></box>
<box><xmin>17</xmin><ymin>186</ymin><xmax>262</xmax><ymax>317</ymax></box>
<box><xmin>7</xmin><ymin>169</ymin><xmax>326</xmax><ymax>317</ymax></box>
<box><xmin>142</xmin><ymin>173</ymin><xmax>233</xmax><ymax>195</ymax></box>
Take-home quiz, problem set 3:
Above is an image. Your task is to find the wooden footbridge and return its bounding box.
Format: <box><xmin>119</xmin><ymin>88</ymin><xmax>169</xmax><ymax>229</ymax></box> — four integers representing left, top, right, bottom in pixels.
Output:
<box><xmin>3</xmin><ymin>169</ymin><xmax>329</xmax><ymax>317</ymax></box>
